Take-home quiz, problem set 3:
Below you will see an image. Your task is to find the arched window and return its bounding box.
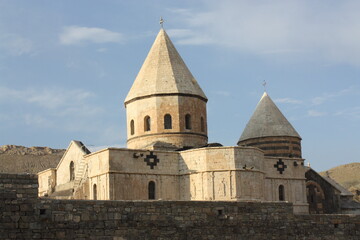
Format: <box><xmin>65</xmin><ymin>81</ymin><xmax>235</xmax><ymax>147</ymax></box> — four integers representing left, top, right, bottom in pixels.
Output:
<box><xmin>164</xmin><ymin>114</ymin><xmax>172</xmax><ymax>129</ymax></box>
<box><xmin>185</xmin><ymin>114</ymin><xmax>191</xmax><ymax>130</ymax></box>
<box><xmin>279</xmin><ymin>185</ymin><xmax>285</xmax><ymax>201</ymax></box>
<box><xmin>200</xmin><ymin>117</ymin><xmax>205</xmax><ymax>132</ymax></box>
<box><xmin>148</xmin><ymin>181</ymin><xmax>156</xmax><ymax>200</ymax></box>
<box><xmin>69</xmin><ymin>161</ymin><xmax>75</xmax><ymax>181</ymax></box>
<box><xmin>306</xmin><ymin>181</ymin><xmax>325</xmax><ymax>214</ymax></box>
<box><xmin>93</xmin><ymin>184</ymin><xmax>97</xmax><ymax>200</ymax></box>
<box><xmin>144</xmin><ymin>116</ymin><xmax>151</xmax><ymax>131</ymax></box>
<box><xmin>130</xmin><ymin>120</ymin><xmax>135</xmax><ymax>135</ymax></box>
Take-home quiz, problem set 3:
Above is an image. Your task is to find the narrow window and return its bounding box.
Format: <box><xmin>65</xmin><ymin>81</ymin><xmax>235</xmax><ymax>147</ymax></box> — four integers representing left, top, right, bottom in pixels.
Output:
<box><xmin>200</xmin><ymin>117</ymin><xmax>205</xmax><ymax>132</ymax></box>
<box><xmin>69</xmin><ymin>161</ymin><xmax>75</xmax><ymax>181</ymax></box>
<box><xmin>148</xmin><ymin>181</ymin><xmax>156</xmax><ymax>200</ymax></box>
<box><xmin>185</xmin><ymin>114</ymin><xmax>191</xmax><ymax>130</ymax></box>
<box><xmin>130</xmin><ymin>120</ymin><xmax>135</xmax><ymax>135</ymax></box>
<box><xmin>279</xmin><ymin>185</ymin><xmax>285</xmax><ymax>201</ymax></box>
<box><xmin>144</xmin><ymin>116</ymin><xmax>151</xmax><ymax>131</ymax></box>
<box><xmin>93</xmin><ymin>184</ymin><xmax>97</xmax><ymax>200</ymax></box>
<box><xmin>164</xmin><ymin>114</ymin><xmax>172</xmax><ymax>129</ymax></box>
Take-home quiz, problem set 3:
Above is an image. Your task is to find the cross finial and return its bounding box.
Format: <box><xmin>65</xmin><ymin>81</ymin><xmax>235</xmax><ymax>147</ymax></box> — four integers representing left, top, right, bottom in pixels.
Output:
<box><xmin>262</xmin><ymin>80</ymin><xmax>267</xmax><ymax>92</ymax></box>
<box><xmin>159</xmin><ymin>17</ymin><xmax>164</xmax><ymax>28</ymax></box>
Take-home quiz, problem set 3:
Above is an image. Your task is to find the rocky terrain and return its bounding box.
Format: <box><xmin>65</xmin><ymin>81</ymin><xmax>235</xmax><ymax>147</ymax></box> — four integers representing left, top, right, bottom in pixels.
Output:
<box><xmin>320</xmin><ymin>162</ymin><xmax>360</xmax><ymax>202</ymax></box>
<box><xmin>0</xmin><ymin>145</ymin><xmax>65</xmax><ymax>174</ymax></box>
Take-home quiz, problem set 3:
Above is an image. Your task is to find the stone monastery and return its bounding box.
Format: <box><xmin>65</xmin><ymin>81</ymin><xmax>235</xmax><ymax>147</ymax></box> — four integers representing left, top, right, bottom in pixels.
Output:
<box><xmin>37</xmin><ymin>28</ymin><xmax>357</xmax><ymax>215</ymax></box>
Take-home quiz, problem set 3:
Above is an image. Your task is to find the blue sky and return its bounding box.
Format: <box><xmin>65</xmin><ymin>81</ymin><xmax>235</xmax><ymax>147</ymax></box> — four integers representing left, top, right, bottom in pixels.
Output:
<box><xmin>0</xmin><ymin>0</ymin><xmax>359</xmax><ymax>171</ymax></box>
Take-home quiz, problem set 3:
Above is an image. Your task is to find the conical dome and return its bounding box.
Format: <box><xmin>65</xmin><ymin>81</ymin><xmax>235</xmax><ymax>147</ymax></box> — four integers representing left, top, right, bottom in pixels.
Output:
<box><xmin>239</xmin><ymin>92</ymin><xmax>300</xmax><ymax>142</ymax></box>
<box><xmin>125</xmin><ymin>28</ymin><xmax>208</xmax><ymax>150</ymax></box>
<box><xmin>238</xmin><ymin>92</ymin><xmax>302</xmax><ymax>158</ymax></box>
<box><xmin>125</xmin><ymin>29</ymin><xmax>207</xmax><ymax>105</ymax></box>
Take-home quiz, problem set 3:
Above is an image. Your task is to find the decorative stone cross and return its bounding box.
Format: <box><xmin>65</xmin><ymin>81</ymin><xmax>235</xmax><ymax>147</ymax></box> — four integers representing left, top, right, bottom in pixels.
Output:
<box><xmin>160</xmin><ymin>17</ymin><xmax>164</xmax><ymax>28</ymax></box>
<box><xmin>274</xmin><ymin>159</ymin><xmax>287</xmax><ymax>174</ymax></box>
<box><xmin>262</xmin><ymin>80</ymin><xmax>267</xmax><ymax>91</ymax></box>
<box><xmin>144</xmin><ymin>151</ymin><xmax>160</xmax><ymax>169</ymax></box>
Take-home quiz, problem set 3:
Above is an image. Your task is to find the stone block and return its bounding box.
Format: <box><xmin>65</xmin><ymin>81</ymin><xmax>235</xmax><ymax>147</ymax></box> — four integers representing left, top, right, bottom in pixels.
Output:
<box><xmin>56</xmin><ymin>231</ymin><xmax>66</xmax><ymax>239</ymax></box>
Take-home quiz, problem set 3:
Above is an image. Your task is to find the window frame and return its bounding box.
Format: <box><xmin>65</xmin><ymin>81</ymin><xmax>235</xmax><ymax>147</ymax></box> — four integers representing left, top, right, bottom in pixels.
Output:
<box><xmin>69</xmin><ymin>161</ymin><xmax>75</xmax><ymax>181</ymax></box>
<box><xmin>144</xmin><ymin>116</ymin><xmax>151</xmax><ymax>131</ymax></box>
<box><xmin>164</xmin><ymin>114</ymin><xmax>172</xmax><ymax>129</ymax></box>
<box><xmin>148</xmin><ymin>181</ymin><xmax>156</xmax><ymax>200</ymax></box>
<box><xmin>93</xmin><ymin>184</ymin><xmax>97</xmax><ymax>200</ymax></box>
<box><xmin>185</xmin><ymin>114</ymin><xmax>192</xmax><ymax>130</ymax></box>
<box><xmin>279</xmin><ymin>185</ymin><xmax>285</xmax><ymax>201</ymax></box>
<box><xmin>130</xmin><ymin>119</ymin><xmax>135</xmax><ymax>135</ymax></box>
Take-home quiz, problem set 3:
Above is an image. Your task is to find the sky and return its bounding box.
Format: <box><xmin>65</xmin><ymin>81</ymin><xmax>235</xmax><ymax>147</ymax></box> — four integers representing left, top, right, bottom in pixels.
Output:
<box><xmin>0</xmin><ymin>0</ymin><xmax>359</xmax><ymax>172</ymax></box>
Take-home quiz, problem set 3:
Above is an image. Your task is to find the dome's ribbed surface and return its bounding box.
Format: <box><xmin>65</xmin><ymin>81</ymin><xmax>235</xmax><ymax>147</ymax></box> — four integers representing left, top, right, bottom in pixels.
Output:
<box><xmin>239</xmin><ymin>92</ymin><xmax>301</xmax><ymax>142</ymax></box>
<box><xmin>125</xmin><ymin>29</ymin><xmax>207</xmax><ymax>104</ymax></box>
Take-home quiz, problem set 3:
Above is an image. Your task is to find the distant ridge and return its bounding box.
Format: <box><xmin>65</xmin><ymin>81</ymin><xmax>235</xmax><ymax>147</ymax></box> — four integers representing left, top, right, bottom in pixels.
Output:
<box><xmin>320</xmin><ymin>162</ymin><xmax>360</xmax><ymax>202</ymax></box>
<box><xmin>0</xmin><ymin>145</ymin><xmax>65</xmax><ymax>174</ymax></box>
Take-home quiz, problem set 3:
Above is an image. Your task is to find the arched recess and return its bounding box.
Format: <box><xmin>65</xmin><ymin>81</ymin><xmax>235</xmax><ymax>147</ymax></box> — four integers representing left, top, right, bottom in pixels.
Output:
<box><xmin>279</xmin><ymin>185</ymin><xmax>285</xmax><ymax>201</ymax></box>
<box><xmin>93</xmin><ymin>184</ymin><xmax>97</xmax><ymax>200</ymax></box>
<box><xmin>144</xmin><ymin>116</ymin><xmax>151</xmax><ymax>131</ymax></box>
<box><xmin>306</xmin><ymin>181</ymin><xmax>325</xmax><ymax>214</ymax></box>
<box><xmin>200</xmin><ymin>117</ymin><xmax>205</xmax><ymax>132</ymax></box>
<box><xmin>130</xmin><ymin>120</ymin><xmax>135</xmax><ymax>135</ymax></box>
<box><xmin>164</xmin><ymin>114</ymin><xmax>172</xmax><ymax>129</ymax></box>
<box><xmin>69</xmin><ymin>161</ymin><xmax>75</xmax><ymax>181</ymax></box>
<box><xmin>185</xmin><ymin>114</ymin><xmax>191</xmax><ymax>130</ymax></box>
<box><xmin>148</xmin><ymin>181</ymin><xmax>156</xmax><ymax>200</ymax></box>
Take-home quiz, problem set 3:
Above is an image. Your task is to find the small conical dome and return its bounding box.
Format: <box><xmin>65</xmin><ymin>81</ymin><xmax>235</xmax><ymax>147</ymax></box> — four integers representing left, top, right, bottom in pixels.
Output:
<box><xmin>239</xmin><ymin>92</ymin><xmax>301</xmax><ymax>143</ymax></box>
<box><xmin>125</xmin><ymin>29</ymin><xmax>207</xmax><ymax>104</ymax></box>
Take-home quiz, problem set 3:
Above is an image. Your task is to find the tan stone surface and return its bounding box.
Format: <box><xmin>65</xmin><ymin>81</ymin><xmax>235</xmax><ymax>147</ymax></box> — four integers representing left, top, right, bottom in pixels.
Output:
<box><xmin>126</xmin><ymin>81</ymin><xmax>207</xmax><ymax>149</ymax></box>
<box><xmin>56</xmin><ymin>141</ymin><xmax>88</xmax><ymax>186</ymax></box>
<box><xmin>35</xmin><ymin>28</ymin><xmax>310</xmax><ymax>214</ymax></box>
<box><xmin>38</xmin><ymin>168</ymin><xmax>56</xmax><ymax>196</ymax></box>
<box><xmin>125</xmin><ymin>29</ymin><xmax>207</xmax><ymax>104</ymax></box>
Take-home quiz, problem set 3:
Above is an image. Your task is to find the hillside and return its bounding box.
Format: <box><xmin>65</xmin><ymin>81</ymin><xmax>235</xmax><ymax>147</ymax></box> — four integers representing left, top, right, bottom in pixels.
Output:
<box><xmin>320</xmin><ymin>162</ymin><xmax>360</xmax><ymax>202</ymax></box>
<box><xmin>0</xmin><ymin>145</ymin><xmax>65</xmax><ymax>174</ymax></box>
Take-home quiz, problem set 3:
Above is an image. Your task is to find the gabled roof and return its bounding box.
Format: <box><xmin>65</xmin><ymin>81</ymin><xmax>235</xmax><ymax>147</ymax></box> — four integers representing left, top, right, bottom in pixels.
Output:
<box><xmin>125</xmin><ymin>28</ymin><xmax>207</xmax><ymax>105</ymax></box>
<box><xmin>322</xmin><ymin>175</ymin><xmax>354</xmax><ymax>197</ymax></box>
<box><xmin>306</xmin><ymin>167</ymin><xmax>354</xmax><ymax>197</ymax></box>
<box><xmin>55</xmin><ymin>140</ymin><xmax>91</xmax><ymax>169</ymax></box>
<box><xmin>73</xmin><ymin>141</ymin><xmax>91</xmax><ymax>154</ymax></box>
<box><xmin>239</xmin><ymin>92</ymin><xmax>301</xmax><ymax>142</ymax></box>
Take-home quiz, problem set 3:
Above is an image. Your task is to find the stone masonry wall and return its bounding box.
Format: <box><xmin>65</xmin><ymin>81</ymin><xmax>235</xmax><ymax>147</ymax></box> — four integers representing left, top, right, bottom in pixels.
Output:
<box><xmin>1</xmin><ymin>173</ymin><xmax>359</xmax><ymax>239</ymax></box>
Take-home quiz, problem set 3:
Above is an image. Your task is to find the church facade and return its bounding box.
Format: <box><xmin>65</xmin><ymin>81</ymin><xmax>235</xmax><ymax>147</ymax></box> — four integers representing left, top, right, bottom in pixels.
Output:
<box><xmin>38</xmin><ymin>28</ymin><xmax>309</xmax><ymax>214</ymax></box>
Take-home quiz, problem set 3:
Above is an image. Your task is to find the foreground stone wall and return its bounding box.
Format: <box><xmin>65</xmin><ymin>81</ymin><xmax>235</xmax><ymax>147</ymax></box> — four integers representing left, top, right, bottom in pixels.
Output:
<box><xmin>1</xmin><ymin>173</ymin><xmax>359</xmax><ymax>240</ymax></box>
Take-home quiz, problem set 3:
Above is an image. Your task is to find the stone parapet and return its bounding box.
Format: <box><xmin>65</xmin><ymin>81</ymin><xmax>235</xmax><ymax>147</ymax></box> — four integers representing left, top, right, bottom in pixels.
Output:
<box><xmin>0</xmin><ymin>173</ymin><xmax>38</xmax><ymax>200</ymax></box>
<box><xmin>0</xmin><ymin>173</ymin><xmax>359</xmax><ymax>239</ymax></box>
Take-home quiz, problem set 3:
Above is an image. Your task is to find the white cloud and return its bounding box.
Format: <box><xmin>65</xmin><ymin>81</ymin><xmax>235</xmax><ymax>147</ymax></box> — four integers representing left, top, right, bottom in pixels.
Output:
<box><xmin>335</xmin><ymin>107</ymin><xmax>360</xmax><ymax>119</ymax></box>
<box><xmin>0</xmin><ymin>86</ymin><xmax>106</xmax><ymax>133</ymax></box>
<box><xmin>0</xmin><ymin>34</ymin><xmax>33</xmax><ymax>56</ymax></box>
<box><xmin>213</xmin><ymin>90</ymin><xmax>231</xmax><ymax>97</ymax></box>
<box><xmin>0</xmin><ymin>86</ymin><xmax>98</xmax><ymax>114</ymax></box>
<box><xmin>275</xmin><ymin>98</ymin><xmax>302</xmax><ymax>104</ymax></box>
<box><xmin>168</xmin><ymin>0</ymin><xmax>360</xmax><ymax>65</ymax></box>
<box><xmin>311</xmin><ymin>86</ymin><xmax>357</xmax><ymax>105</ymax></box>
<box><xmin>167</xmin><ymin>29</ymin><xmax>193</xmax><ymax>38</ymax></box>
<box><xmin>55</xmin><ymin>105</ymin><xmax>103</xmax><ymax>117</ymax></box>
<box><xmin>97</xmin><ymin>48</ymin><xmax>107</xmax><ymax>52</ymax></box>
<box><xmin>167</xmin><ymin>8</ymin><xmax>193</xmax><ymax>15</ymax></box>
<box><xmin>60</xmin><ymin>26</ymin><xmax>123</xmax><ymax>45</ymax></box>
<box><xmin>167</xmin><ymin>28</ymin><xmax>214</xmax><ymax>45</ymax></box>
<box><xmin>308</xmin><ymin>110</ymin><xmax>327</xmax><ymax>117</ymax></box>
<box><xmin>24</xmin><ymin>114</ymin><xmax>53</xmax><ymax>128</ymax></box>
